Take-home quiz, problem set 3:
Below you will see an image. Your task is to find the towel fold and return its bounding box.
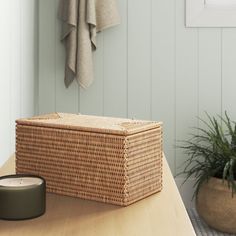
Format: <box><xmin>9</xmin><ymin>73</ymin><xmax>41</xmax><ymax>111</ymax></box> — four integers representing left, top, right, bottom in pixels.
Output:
<box><xmin>58</xmin><ymin>0</ymin><xmax>120</xmax><ymax>88</ymax></box>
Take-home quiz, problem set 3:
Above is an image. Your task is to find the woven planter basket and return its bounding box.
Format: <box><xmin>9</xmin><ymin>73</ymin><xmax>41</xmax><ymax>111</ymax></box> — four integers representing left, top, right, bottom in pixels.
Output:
<box><xmin>16</xmin><ymin>113</ymin><xmax>163</xmax><ymax>206</ymax></box>
<box><xmin>196</xmin><ymin>177</ymin><xmax>236</xmax><ymax>234</ymax></box>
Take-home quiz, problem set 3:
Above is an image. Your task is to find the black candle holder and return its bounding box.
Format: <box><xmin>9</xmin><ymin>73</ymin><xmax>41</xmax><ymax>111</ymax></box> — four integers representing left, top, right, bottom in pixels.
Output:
<box><xmin>0</xmin><ymin>174</ymin><xmax>46</xmax><ymax>220</ymax></box>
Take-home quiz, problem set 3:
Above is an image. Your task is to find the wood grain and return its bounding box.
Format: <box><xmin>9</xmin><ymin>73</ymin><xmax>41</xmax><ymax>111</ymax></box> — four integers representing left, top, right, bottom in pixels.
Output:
<box><xmin>0</xmin><ymin>155</ymin><xmax>195</xmax><ymax>236</ymax></box>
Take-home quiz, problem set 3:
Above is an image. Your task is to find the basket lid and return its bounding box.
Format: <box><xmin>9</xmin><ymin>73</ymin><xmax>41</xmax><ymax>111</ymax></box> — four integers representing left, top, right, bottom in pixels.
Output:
<box><xmin>16</xmin><ymin>113</ymin><xmax>162</xmax><ymax>135</ymax></box>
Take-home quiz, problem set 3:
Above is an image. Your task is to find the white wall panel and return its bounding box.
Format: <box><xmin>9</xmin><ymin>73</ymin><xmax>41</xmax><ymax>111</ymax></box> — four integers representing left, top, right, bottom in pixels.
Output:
<box><xmin>39</xmin><ymin>0</ymin><xmax>56</xmax><ymax>114</ymax></box>
<box><xmin>127</xmin><ymin>0</ymin><xmax>152</xmax><ymax>120</ymax></box>
<box><xmin>198</xmin><ymin>29</ymin><xmax>222</xmax><ymax>117</ymax></box>
<box><xmin>103</xmin><ymin>0</ymin><xmax>128</xmax><ymax>118</ymax></box>
<box><xmin>21</xmin><ymin>0</ymin><xmax>37</xmax><ymax>117</ymax></box>
<box><xmin>222</xmin><ymin>29</ymin><xmax>236</xmax><ymax>121</ymax></box>
<box><xmin>10</xmin><ymin>0</ymin><xmax>21</xmax><ymax>154</ymax></box>
<box><xmin>0</xmin><ymin>1</ymin><xmax>11</xmax><ymax>167</ymax></box>
<box><xmin>0</xmin><ymin>0</ymin><xmax>37</xmax><ymax>166</ymax></box>
<box><xmin>175</xmin><ymin>0</ymin><xmax>199</xmax><ymax>173</ymax></box>
<box><xmin>152</xmin><ymin>0</ymin><xmax>176</xmax><ymax>172</ymax></box>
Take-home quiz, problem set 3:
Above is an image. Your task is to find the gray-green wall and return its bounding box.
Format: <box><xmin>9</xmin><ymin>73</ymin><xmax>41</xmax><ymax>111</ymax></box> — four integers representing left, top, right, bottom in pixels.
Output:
<box><xmin>39</xmin><ymin>0</ymin><xmax>236</xmax><ymax>207</ymax></box>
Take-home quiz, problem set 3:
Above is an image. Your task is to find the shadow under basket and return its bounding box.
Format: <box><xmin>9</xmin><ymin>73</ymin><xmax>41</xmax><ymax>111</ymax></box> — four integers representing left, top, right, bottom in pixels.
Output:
<box><xmin>16</xmin><ymin>113</ymin><xmax>163</xmax><ymax>206</ymax></box>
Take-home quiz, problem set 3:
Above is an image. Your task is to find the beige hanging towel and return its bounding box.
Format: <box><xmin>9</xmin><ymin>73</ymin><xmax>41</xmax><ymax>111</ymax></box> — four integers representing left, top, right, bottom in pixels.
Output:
<box><xmin>58</xmin><ymin>0</ymin><xmax>120</xmax><ymax>88</ymax></box>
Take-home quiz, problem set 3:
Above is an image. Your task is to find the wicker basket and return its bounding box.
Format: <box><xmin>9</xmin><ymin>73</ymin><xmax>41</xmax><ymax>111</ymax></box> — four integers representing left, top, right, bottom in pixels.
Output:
<box><xmin>16</xmin><ymin>113</ymin><xmax>163</xmax><ymax>206</ymax></box>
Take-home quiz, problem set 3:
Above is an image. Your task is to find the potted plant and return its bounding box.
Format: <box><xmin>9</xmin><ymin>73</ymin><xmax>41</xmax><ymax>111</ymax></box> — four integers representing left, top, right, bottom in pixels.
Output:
<box><xmin>179</xmin><ymin>112</ymin><xmax>236</xmax><ymax>234</ymax></box>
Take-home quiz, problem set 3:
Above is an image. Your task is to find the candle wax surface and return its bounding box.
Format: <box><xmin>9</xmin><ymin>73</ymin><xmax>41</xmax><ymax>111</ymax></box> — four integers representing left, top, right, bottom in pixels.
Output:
<box><xmin>0</xmin><ymin>177</ymin><xmax>43</xmax><ymax>187</ymax></box>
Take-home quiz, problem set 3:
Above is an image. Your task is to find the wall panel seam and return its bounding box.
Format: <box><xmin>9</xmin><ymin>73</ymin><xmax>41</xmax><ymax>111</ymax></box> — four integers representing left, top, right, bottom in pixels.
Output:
<box><xmin>220</xmin><ymin>28</ymin><xmax>223</xmax><ymax>116</ymax></box>
<box><xmin>126</xmin><ymin>0</ymin><xmax>129</xmax><ymax>117</ymax></box>
<box><xmin>174</xmin><ymin>0</ymin><xmax>177</xmax><ymax>176</ymax></box>
<box><xmin>9</xmin><ymin>1</ymin><xmax>12</xmax><ymax>156</ymax></box>
<box><xmin>20</xmin><ymin>1</ymin><xmax>23</xmax><ymax>117</ymax></box>
<box><xmin>35</xmin><ymin>0</ymin><xmax>40</xmax><ymax>115</ymax></box>
<box><xmin>102</xmin><ymin>35</ymin><xmax>105</xmax><ymax>116</ymax></box>
<box><xmin>54</xmin><ymin>0</ymin><xmax>57</xmax><ymax>112</ymax></box>
<box><xmin>197</xmin><ymin>29</ymin><xmax>199</xmax><ymax>130</ymax></box>
<box><xmin>150</xmin><ymin>0</ymin><xmax>153</xmax><ymax>120</ymax></box>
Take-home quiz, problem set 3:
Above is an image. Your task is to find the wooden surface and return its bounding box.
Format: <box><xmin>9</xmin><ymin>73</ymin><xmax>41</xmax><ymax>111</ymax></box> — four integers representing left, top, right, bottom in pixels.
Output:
<box><xmin>0</xmin><ymin>155</ymin><xmax>196</xmax><ymax>236</ymax></box>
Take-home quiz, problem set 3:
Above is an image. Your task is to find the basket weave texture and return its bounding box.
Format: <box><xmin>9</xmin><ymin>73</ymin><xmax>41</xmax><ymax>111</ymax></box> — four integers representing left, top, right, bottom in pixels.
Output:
<box><xmin>16</xmin><ymin>113</ymin><xmax>163</xmax><ymax>206</ymax></box>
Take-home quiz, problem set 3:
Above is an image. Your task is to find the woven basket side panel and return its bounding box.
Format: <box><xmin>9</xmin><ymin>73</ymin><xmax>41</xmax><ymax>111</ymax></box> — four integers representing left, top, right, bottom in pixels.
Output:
<box><xmin>124</xmin><ymin>127</ymin><xmax>163</xmax><ymax>205</ymax></box>
<box><xmin>16</xmin><ymin>123</ymin><xmax>163</xmax><ymax>206</ymax></box>
<box><xmin>16</xmin><ymin>125</ymin><xmax>127</xmax><ymax>205</ymax></box>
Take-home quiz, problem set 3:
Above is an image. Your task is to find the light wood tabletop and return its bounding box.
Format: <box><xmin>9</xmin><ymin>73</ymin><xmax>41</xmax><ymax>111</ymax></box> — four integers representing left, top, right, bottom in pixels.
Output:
<box><xmin>0</xmin><ymin>155</ymin><xmax>196</xmax><ymax>236</ymax></box>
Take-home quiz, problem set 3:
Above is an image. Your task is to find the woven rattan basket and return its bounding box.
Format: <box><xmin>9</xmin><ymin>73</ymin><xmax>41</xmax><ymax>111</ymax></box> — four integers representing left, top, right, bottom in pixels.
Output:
<box><xmin>16</xmin><ymin>113</ymin><xmax>163</xmax><ymax>206</ymax></box>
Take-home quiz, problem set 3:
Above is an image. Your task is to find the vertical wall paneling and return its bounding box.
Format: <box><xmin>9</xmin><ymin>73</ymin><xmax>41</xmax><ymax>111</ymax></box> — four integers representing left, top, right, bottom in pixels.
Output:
<box><xmin>0</xmin><ymin>0</ymin><xmax>36</xmax><ymax>167</ymax></box>
<box><xmin>222</xmin><ymin>29</ymin><xmax>236</xmax><ymax>121</ymax></box>
<box><xmin>21</xmin><ymin>0</ymin><xmax>36</xmax><ymax>117</ymax></box>
<box><xmin>34</xmin><ymin>0</ymin><xmax>39</xmax><ymax>115</ymax></box>
<box><xmin>103</xmin><ymin>0</ymin><xmax>128</xmax><ymax>118</ymax></box>
<box><xmin>10</xmin><ymin>0</ymin><xmax>21</xmax><ymax>153</ymax></box>
<box><xmin>55</xmin><ymin>0</ymin><xmax>79</xmax><ymax>113</ymax></box>
<box><xmin>151</xmin><ymin>0</ymin><xmax>176</xmax><ymax>172</ymax></box>
<box><xmin>0</xmin><ymin>1</ymin><xmax>11</xmax><ymax>166</ymax></box>
<box><xmin>198</xmin><ymin>29</ymin><xmax>222</xmax><ymax>118</ymax></box>
<box><xmin>79</xmin><ymin>35</ymin><xmax>104</xmax><ymax>115</ymax></box>
<box><xmin>127</xmin><ymin>0</ymin><xmax>152</xmax><ymax>120</ymax></box>
<box><xmin>39</xmin><ymin>0</ymin><xmax>56</xmax><ymax>114</ymax></box>
<box><xmin>175</xmin><ymin>0</ymin><xmax>199</xmax><ymax>172</ymax></box>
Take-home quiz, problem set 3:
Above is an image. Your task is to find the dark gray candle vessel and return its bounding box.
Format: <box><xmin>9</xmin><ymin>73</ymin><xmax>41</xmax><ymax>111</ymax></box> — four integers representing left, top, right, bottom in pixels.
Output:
<box><xmin>0</xmin><ymin>174</ymin><xmax>46</xmax><ymax>220</ymax></box>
